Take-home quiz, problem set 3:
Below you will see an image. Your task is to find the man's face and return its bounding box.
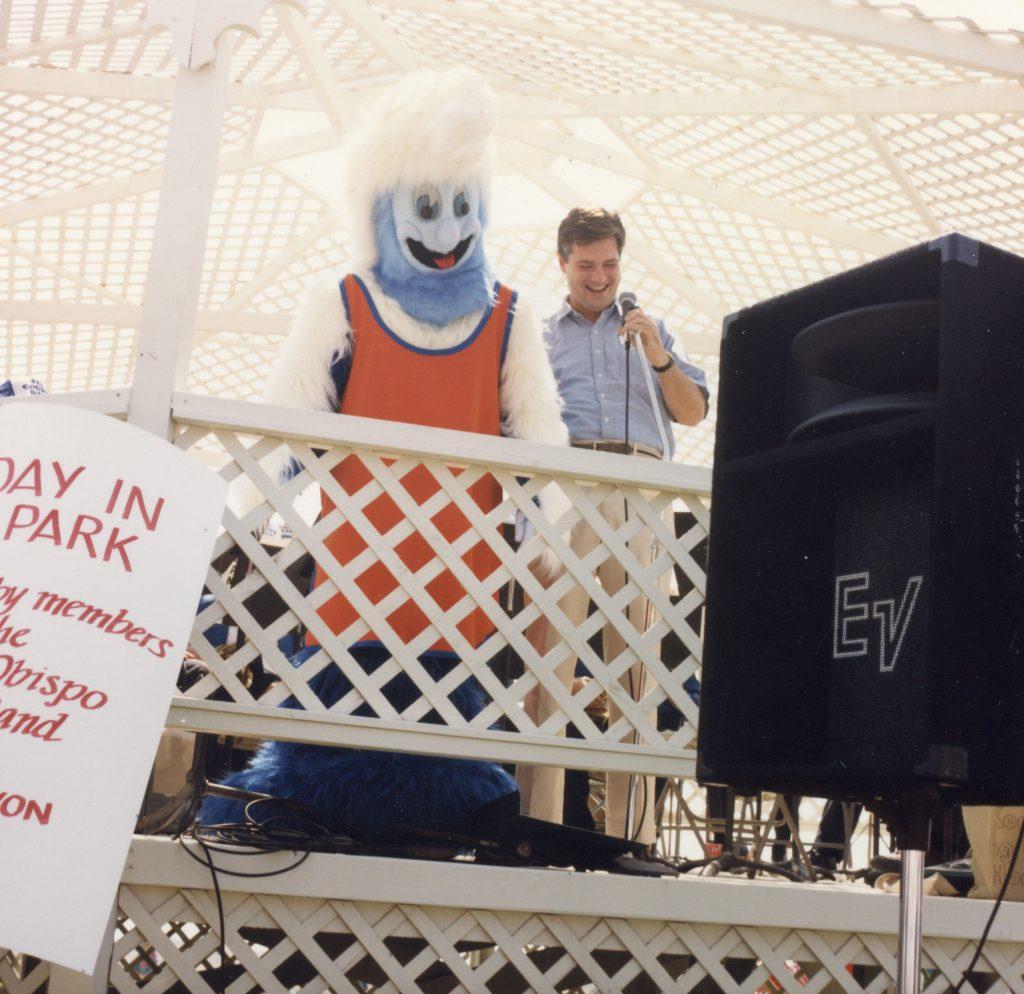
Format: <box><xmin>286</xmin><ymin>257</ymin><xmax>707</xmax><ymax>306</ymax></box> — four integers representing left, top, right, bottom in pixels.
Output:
<box><xmin>559</xmin><ymin>237</ymin><xmax>621</xmax><ymax>321</ymax></box>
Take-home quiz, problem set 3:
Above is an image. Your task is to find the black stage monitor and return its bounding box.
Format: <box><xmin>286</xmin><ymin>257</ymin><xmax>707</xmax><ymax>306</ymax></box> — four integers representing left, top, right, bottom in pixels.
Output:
<box><xmin>697</xmin><ymin>234</ymin><xmax>1024</xmax><ymax>806</ymax></box>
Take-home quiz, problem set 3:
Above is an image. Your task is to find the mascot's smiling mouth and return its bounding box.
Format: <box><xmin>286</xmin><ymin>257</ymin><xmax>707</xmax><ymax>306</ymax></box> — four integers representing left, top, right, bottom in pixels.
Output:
<box><xmin>406</xmin><ymin>235</ymin><xmax>474</xmax><ymax>270</ymax></box>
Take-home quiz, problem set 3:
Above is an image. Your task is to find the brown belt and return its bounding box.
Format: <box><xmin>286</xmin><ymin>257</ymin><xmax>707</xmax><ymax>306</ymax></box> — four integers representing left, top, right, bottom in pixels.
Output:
<box><xmin>572</xmin><ymin>439</ymin><xmax>661</xmax><ymax>458</ymax></box>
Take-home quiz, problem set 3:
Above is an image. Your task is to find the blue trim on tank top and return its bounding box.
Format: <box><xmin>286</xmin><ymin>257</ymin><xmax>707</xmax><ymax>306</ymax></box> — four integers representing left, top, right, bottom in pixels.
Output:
<box><xmin>349</xmin><ymin>639</ymin><xmax>466</xmax><ymax>659</ymax></box>
<box><xmin>499</xmin><ymin>289</ymin><xmax>517</xmax><ymax>373</ymax></box>
<box><xmin>345</xmin><ymin>274</ymin><xmax>502</xmax><ymax>356</ymax></box>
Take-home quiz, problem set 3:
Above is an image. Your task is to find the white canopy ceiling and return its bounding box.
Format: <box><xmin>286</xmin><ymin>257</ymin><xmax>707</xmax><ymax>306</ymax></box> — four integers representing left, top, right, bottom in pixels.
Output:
<box><xmin>2</xmin><ymin>0</ymin><xmax>1023</xmax><ymax>463</ymax></box>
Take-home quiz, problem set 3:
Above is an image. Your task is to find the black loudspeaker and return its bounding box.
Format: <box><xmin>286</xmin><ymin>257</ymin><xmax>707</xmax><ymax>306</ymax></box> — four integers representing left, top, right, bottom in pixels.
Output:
<box><xmin>697</xmin><ymin>234</ymin><xmax>1024</xmax><ymax>806</ymax></box>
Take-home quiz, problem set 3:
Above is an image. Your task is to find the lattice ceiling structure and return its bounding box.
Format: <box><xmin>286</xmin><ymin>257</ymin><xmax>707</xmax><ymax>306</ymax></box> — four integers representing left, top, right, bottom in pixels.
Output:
<box><xmin>3</xmin><ymin>0</ymin><xmax>1024</xmax><ymax>465</ymax></box>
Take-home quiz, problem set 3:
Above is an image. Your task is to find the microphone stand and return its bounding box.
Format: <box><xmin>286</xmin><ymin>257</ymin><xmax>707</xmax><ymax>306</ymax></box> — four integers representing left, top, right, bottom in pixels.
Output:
<box><xmin>620</xmin><ymin>323</ymin><xmax>673</xmax><ymax>844</ymax></box>
<box><xmin>622</xmin><ymin>329</ymin><xmax>638</xmax><ymax>841</ymax></box>
<box><xmin>625</xmin><ymin>327</ymin><xmax>672</xmax><ymax>463</ymax></box>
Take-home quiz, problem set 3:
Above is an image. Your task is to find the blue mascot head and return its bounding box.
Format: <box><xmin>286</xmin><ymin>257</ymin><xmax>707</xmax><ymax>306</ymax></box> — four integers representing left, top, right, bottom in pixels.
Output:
<box><xmin>345</xmin><ymin>69</ymin><xmax>496</xmax><ymax>326</ymax></box>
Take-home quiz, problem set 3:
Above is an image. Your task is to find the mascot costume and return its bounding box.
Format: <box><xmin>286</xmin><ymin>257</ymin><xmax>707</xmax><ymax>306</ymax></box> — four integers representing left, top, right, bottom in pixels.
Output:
<box><xmin>200</xmin><ymin>69</ymin><xmax>568</xmax><ymax>840</ymax></box>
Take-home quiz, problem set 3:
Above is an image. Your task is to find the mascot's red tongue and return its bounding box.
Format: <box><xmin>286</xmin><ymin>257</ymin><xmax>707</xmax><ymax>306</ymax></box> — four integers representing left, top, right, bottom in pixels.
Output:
<box><xmin>434</xmin><ymin>253</ymin><xmax>456</xmax><ymax>269</ymax></box>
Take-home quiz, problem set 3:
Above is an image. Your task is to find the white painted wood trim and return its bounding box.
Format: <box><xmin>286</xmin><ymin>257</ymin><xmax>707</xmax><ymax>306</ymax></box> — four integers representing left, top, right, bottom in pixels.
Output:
<box><xmin>167</xmin><ymin>697</ymin><xmax>698</xmax><ymax>776</ymax></box>
<box><xmin>171</xmin><ymin>392</ymin><xmax>713</xmax><ymax>494</ymax></box>
<box><xmin>126</xmin><ymin>35</ymin><xmax>236</xmax><ymax>439</ymax></box>
<box><xmin>684</xmin><ymin>0</ymin><xmax>1024</xmax><ymax>78</ymax></box>
<box><xmin>0</xmin><ymin>388</ymin><xmax>130</xmax><ymax>416</ymax></box>
<box><xmin>121</xmin><ymin>836</ymin><xmax>1024</xmax><ymax>943</ymax></box>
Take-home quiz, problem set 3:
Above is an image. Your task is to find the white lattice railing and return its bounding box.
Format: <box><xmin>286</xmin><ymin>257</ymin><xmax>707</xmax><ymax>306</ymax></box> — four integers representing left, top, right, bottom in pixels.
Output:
<box><xmin>7</xmin><ymin>837</ymin><xmax>1024</xmax><ymax>994</ymax></box>
<box><xmin>171</xmin><ymin>391</ymin><xmax>711</xmax><ymax>779</ymax></box>
<box><xmin>3</xmin><ymin>391</ymin><xmax>1024</xmax><ymax>994</ymax></box>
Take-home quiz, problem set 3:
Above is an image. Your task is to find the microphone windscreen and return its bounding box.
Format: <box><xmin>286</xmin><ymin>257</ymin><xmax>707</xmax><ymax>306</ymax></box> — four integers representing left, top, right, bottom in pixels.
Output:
<box><xmin>618</xmin><ymin>291</ymin><xmax>638</xmax><ymax>315</ymax></box>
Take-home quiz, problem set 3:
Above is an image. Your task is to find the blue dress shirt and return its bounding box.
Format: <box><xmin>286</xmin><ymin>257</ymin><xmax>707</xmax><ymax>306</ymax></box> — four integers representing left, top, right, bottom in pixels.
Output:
<box><xmin>544</xmin><ymin>299</ymin><xmax>709</xmax><ymax>458</ymax></box>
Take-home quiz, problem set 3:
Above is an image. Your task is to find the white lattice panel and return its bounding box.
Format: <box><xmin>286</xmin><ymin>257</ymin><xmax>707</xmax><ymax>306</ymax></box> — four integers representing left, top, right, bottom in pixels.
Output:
<box><xmin>187</xmin><ymin>340</ymin><xmax>280</xmax><ymax>402</ymax></box>
<box><xmin>622</xmin><ymin>114</ymin><xmax>930</xmax><ymax>240</ymax></box>
<box><xmin>198</xmin><ymin>166</ymin><xmax>325</xmax><ymax>309</ymax></box>
<box><xmin>241</xmin><ymin>231</ymin><xmax>351</xmax><ymax>315</ymax></box>
<box><xmin>3</xmin><ymin>92</ymin><xmax>167</xmax><ymax>206</ymax></box>
<box><xmin>874</xmin><ymin>112</ymin><xmax>1024</xmax><ymax>251</ymax></box>
<box><xmin>4</xmin><ymin>0</ymin><xmax>1024</xmax><ymax>415</ymax></box>
<box><xmin>8</xmin><ymin>837</ymin><xmax>1024</xmax><ymax>994</ymax></box>
<box><xmin>0</xmin><ymin>952</ymin><xmax>48</xmax><ymax>994</ymax></box>
<box><xmin>1</xmin><ymin>0</ymin><xmax>155</xmax><ymax>72</ymax></box>
<box><xmin>0</xmin><ymin>322</ymin><xmax>137</xmax><ymax>391</ymax></box>
<box><xmin>678</xmin><ymin>354</ymin><xmax>718</xmax><ymax>468</ymax></box>
<box><xmin>377</xmin><ymin>2</ymin><xmax>741</xmax><ymax>97</ymax></box>
<box><xmin>627</xmin><ymin>188</ymin><xmax>874</xmax><ymax>312</ymax></box>
<box><xmin>8</xmin><ymin>193</ymin><xmax>159</xmax><ymax>303</ymax></box>
<box><xmin>170</xmin><ymin>393</ymin><xmax>709</xmax><ymax>777</ymax></box>
<box><xmin>7</xmin><ymin>2</ymin><xmax>1024</xmax><ymax>989</ymax></box>
<box><xmin>5</xmin><ymin>837</ymin><xmax>1024</xmax><ymax>993</ymax></box>
<box><xmin>300</xmin><ymin>0</ymin><xmax>392</xmax><ymax>82</ymax></box>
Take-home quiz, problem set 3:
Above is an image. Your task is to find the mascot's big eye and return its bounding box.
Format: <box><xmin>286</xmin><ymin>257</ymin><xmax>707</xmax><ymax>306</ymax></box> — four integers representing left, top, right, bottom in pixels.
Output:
<box><xmin>453</xmin><ymin>190</ymin><xmax>470</xmax><ymax>217</ymax></box>
<box><xmin>416</xmin><ymin>193</ymin><xmax>440</xmax><ymax>220</ymax></box>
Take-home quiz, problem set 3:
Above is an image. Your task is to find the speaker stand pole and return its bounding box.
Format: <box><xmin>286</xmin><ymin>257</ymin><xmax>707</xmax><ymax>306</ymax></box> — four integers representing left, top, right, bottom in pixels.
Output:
<box><xmin>885</xmin><ymin>796</ymin><xmax>931</xmax><ymax>994</ymax></box>
<box><xmin>898</xmin><ymin>846</ymin><xmax>926</xmax><ymax>994</ymax></box>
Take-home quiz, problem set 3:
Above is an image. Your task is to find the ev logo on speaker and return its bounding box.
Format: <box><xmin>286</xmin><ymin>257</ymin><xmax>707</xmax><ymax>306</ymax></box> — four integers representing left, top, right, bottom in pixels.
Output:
<box><xmin>833</xmin><ymin>572</ymin><xmax>923</xmax><ymax>673</ymax></box>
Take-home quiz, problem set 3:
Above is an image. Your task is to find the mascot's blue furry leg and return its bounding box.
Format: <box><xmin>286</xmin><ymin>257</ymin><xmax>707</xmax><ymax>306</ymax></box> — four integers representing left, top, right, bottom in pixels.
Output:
<box><xmin>198</xmin><ymin>645</ymin><xmax>517</xmax><ymax>838</ymax></box>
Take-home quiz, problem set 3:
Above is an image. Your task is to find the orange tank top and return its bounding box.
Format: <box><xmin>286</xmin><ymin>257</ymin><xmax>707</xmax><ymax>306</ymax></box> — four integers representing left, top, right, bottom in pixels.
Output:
<box><xmin>307</xmin><ymin>274</ymin><xmax>515</xmax><ymax>654</ymax></box>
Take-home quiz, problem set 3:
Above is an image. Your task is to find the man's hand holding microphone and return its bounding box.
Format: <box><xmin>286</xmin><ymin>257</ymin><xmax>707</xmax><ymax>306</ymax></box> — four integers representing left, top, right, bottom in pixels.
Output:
<box><xmin>618</xmin><ymin>291</ymin><xmax>674</xmax><ymax>372</ymax></box>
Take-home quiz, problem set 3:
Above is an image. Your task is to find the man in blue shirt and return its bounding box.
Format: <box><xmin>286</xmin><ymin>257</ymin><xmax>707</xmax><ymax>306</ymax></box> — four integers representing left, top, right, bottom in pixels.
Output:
<box><xmin>518</xmin><ymin>207</ymin><xmax>709</xmax><ymax>846</ymax></box>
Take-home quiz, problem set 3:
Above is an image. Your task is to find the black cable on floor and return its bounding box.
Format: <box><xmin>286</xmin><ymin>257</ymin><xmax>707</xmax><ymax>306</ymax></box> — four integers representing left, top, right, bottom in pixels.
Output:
<box><xmin>194</xmin><ymin>836</ymin><xmax>227</xmax><ymax>994</ymax></box>
<box><xmin>953</xmin><ymin>816</ymin><xmax>1024</xmax><ymax>992</ymax></box>
<box><xmin>175</xmin><ymin>800</ymin><xmax>345</xmax><ymax>990</ymax></box>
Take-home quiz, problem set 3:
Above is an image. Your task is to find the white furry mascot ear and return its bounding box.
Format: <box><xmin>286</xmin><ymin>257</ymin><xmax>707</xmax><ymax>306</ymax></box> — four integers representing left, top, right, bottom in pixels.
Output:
<box><xmin>201</xmin><ymin>69</ymin><xmax>568</xmax><ymax>839</ymax></box>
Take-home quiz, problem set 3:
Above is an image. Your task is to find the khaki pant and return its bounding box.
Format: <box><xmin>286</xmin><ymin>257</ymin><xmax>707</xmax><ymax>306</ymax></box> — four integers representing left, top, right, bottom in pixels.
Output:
<box><xmin>517</xmin><ymin>489</ymin><xmax>659</xmax><ymax>846</ymax></box>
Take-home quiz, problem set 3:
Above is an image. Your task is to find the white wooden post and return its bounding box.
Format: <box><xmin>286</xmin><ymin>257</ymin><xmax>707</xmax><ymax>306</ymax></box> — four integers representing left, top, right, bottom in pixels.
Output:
<box><xmin>58</xmin><ymin>5</ymin><xmax>307</xmax><ymax>992</ymax></box>
<box><xmin>125</xmin><ymin>35</ymin><xmax>235</xmax><ymax>438</ymax></box>
<box><xmin>126</xmin><ymin>0</ymin><xmax>307</xmax><ymax>440</ymax></box>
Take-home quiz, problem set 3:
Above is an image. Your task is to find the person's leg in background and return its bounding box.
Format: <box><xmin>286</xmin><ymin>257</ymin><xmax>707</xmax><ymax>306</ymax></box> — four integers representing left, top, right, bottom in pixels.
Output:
<box><xmin>772</xmin><ymin>795</ymin><xmax>802</xmax><ymax>863</ymax></box>
<box><xmin>705</xmin><ymin>785</ymin><xmax>729</xmax><ymax>852</ymax></box>
<box><xmin>810</xmin><ymin>799</ymin><xmax>862</xmax><ymax>869</ymax></box>
<box><xmin>516</xmin><ymin>519</ymin><xmax>597</xmax><ymax>824</ymax></box>
<box><xmin>599</xmin><ymin>490</ymin><xmax>659</xmax><ymax>846</ymax></box>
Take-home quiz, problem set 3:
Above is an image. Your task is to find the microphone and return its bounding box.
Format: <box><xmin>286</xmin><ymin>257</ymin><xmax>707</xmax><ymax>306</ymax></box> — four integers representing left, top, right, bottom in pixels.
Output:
<box><xmin>618</xmin><ymin>291</ymin><xmax>638</xmax><ymax>349</ymax></box>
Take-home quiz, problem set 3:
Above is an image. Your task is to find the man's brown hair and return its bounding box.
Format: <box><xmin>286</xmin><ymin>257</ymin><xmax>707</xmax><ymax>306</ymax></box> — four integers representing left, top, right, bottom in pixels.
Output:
<box><xmin>556</xmin><ymin>207</ymin><xmax>626</xmax><ymax>261</ymax></box>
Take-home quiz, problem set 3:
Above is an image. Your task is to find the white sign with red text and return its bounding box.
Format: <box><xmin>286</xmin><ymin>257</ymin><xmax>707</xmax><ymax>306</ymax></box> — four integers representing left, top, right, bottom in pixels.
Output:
<box><xmin>0</xmin><ymin>403</ymin><xmax>226</xmax><ymax>974</ymax></box>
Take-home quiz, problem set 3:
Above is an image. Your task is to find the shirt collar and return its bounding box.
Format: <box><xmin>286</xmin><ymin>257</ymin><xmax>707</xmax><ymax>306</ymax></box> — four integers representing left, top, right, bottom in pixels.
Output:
<box><xmin>557</xmin><ymin>296</ymin><xmax>621</xmax><ymax>327</ymax></box>
<box><xmin>553</xmin><ymin>296</ymin><xmax>575</xmax><ymax>322</ymax></box>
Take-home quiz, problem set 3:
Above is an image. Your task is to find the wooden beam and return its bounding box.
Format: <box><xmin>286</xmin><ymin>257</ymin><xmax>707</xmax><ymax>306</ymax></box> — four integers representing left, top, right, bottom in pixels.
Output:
<box><xmin>856</xmin><ymin>114</ymin><xmax>941</xmax><ymax>237</ymax></box>
<box><xmin>0</xmin><ymin>64</ymin><xmax>312</xmax><ymax>108</ymax></box>
<box><xmin>0</xmin><ymin>235</ymin><xmax>134</xmax><ymax>305</ymax></box>
<box><xmin>684</xmin><ymin>0</ymin><xmax>1024</xmax><ymax>78</ymax></box>
<box><xmin>0</xmin><ymin>129</ymin><xmax>338</xmax><ymax>227</ymax></box>
<box><xmin>497</xmin><ymin>123</ymin><xmax>905</xmax><ymax>255</ymax></box>
<box><xmin>566</xmin><ymin>81</ymin><xmax>1024</xmax><ymax>117</ymax></box>
<box><xmin>332</xmin><ymin>0</ymin><xmax>421</xmax><ymax>71</ymax></box>
<box><xmin>5</xmin><ymin>65</ymin><xmax>1021</xmax><ymax>119</ymax></box>
<box><xmin>0</xmin><ymin>299</ymin><xmax>289</xmax><ymax>337</ymax></box>
<box><xmin>0</xmin><ymin>21</ymin><xmax>146</xmax><ymax>64</ymax></box>
<box><xmin>221</xmin><ymin>212</ymin><xmax>339</xmax><ymax>310</ymax></box>
<box><xmin>277</xmin><ymin>5</ymin><xmax>352</xmax><ymax>135</ymax></box>
<box><xmin>374</xmin><ymin>0</ymin><xmax>839</xmax><ymax>94</ymax></box>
